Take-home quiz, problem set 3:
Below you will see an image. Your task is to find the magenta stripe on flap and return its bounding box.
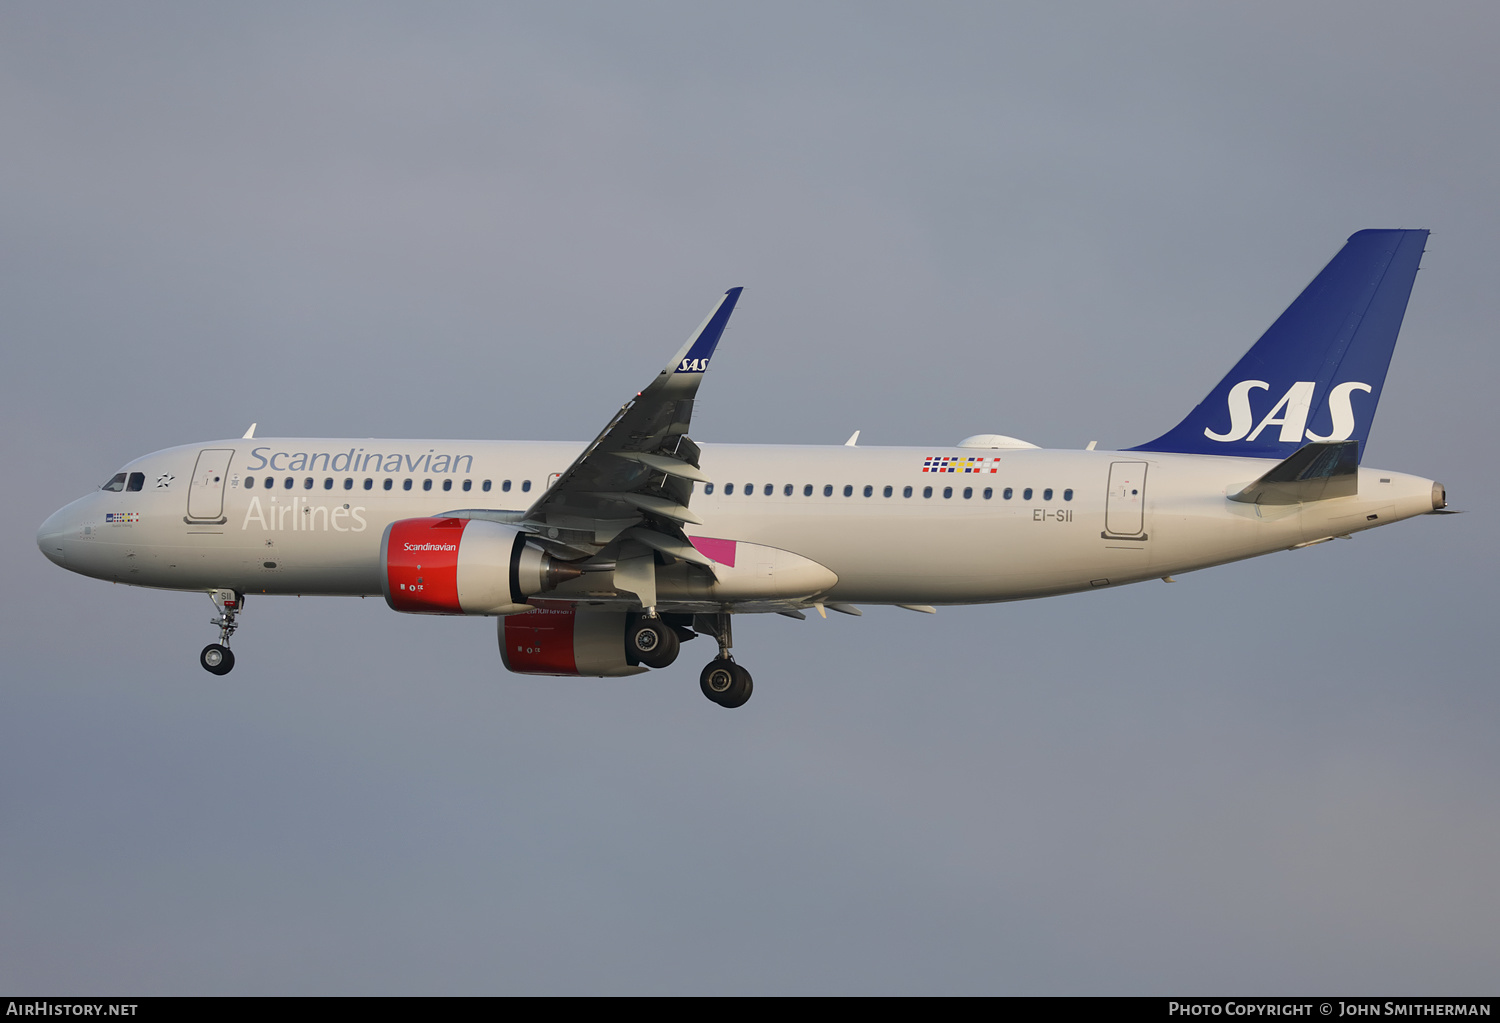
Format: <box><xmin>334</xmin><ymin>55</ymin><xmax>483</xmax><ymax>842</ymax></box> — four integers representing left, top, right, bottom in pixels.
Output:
<box><xmin>688</xmin><ymin>536</ymin><xmax>737</xmax><ymax>567</ymax></box>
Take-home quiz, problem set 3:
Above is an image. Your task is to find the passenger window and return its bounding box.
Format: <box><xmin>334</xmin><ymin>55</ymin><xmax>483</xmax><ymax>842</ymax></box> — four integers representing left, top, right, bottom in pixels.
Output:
<box><xmin>1023</xmin><ymin>487</ymin><xmax>1033</xmax><ymax>500</ymax></box>
<box><xmin>462</xmin><ymin>480</ymin><xmax>472</xmax><ymax>492</ymax></box>
<box><xmin>1063</xmin><ymin>488</ymin><xmax>1073</xmax><ymax>501</ymax></box>
<box><xmin>343</xmin><ymin>478</ymin><xmax>353</xmax><ymax>490</ymax></box>
<box><xmin>264</xmin><ymin>477</ymin><xmax>273</xmax><ymax>489</ymax></box>
<box><xmin>522</xmin><ymin>480</ymin><xmax>531</xmax><ymax>492</ymax></box>
<box><xmin>983</xmin><ymin>487</ymin><xmax>992</xmax><ymax>500</ymax></box>
<box><xmin>963</xmin><ymin>487</ymin><xmax>972</xmax><ymax>499</ymax></box>
<box><xmin>284</xmin><ymin>477</ymin><xmax>294</xmax><ymax>490</ymax></box>
<box><xmin>803</xmin><ymin>485</ymin><xmax>813</xmax><ymax>496</ymax></box>
<box><xmin>304</xmin><ymin>477</ymin><xmax>313</xmax><ymax>490</ymax></box>
<box><xmin>403</xmin><ymin>479</ymin><xmax>413</xmax><ymax>491</ymax></box>
<box><xmin>784</xmin><ymin>484</ymin><xmax>793</xmax><ymax>496</ymax></box>
<box><xmin>764</xmin><ymin>484</ymin><xmax>773</xmax><ymax>496</ymax></box>
<box><xmin>923</xmin><ymin>486</ymin><xmax>933</xmax><ymax>498</ymax></box>
<box><xmin>502</xmin><ymin>480</ymin><xmax>511</xmax><ymax>492</ymax></box>
<box><xmin>383</xmin><ymin>479</ymin><xmax>393</xmax><ymax>491</ymax></box>
<box><xmin>863</xmin><ymin>485</ymin><xmax>873</xmax><ymax>497</ymax></box>
<box><xmin>323</xmin><ymin>478</ymin><xmax>333</xmax><ymax>490</ymax></box>
<box><xmin>903</xmin><ymin>485</ymin><xmax>912</xmax><ymax>498</ymax></box>
<box><xmin>364</xmin><ymin>479</ymin><xmax>374</xmax><ymax>491</ymax></box>
<box><xmin>245</xmin><ymin>476</ymin><xmax>255</xmax><ymax>489</ymax></box>
<box><xmin>126</xmin><ymin>472</ymin><xmax>145</xmax><ymax>492</ymax></box>
<box><xmin>883</xmin><ymin>485</ymin><xmax>892</xmax><ymax>497</ymax></box>
<box><xmin>744</xmin><ymin>483</ymin><xmax>753</xmax><ymax>495</ymax></box>
<box><xmin>843</xmin><ymin>485</ymin><xmax>853</xmax><ymax>497</ymax></box>
<box><xmin>482</xmin><ymin>480</ymin><xmax>492</xmax><ymax>492</ymax></box>
<box><xmin>943</xmin><ymin>486</ymin><xmax>953</xmax><ymax>499</ymax></box>
<box><xmin>725</xmin><ymin>483</ymin><xmax>735</xmax><ymax>495</ymax></box>
<box><xmin>823</xmin><ymin>485</ymin><xmax>833</xmax><ymax>497</ymax></box>
<box><xmin>443</xmin><ymin>479</ymin><xmax>452</xmax><ymax>492</ymax></box>
<box><xmin>422</xmin><ymin>479</ymin><xmax>432</xmax><ymax>492</ymax></box>
<box><xmin>101</xmin><ymin>473</ymin><xmax>127</xmax><ymax>492</ymax></box>
<box><xmin>705</xmin><ymin>483</ymin><xmax>715</xmax><ymax>495</ymax></box>
<box><xmin>1043</xmin><ymin>488</ymin><xmax>1053</xmax><ymax>500</ymax></box>
<box><xmin>1003</xmin><ymin>487</ymin><xmax>1013</xmax><ymax>499</ymax></box>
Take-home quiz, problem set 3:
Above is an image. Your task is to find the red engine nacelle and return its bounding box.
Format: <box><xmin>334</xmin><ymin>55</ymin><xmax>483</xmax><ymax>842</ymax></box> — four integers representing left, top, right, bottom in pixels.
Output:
<box><xmin>499</xmin><ymin>607</ymin><xmax>645</xmax><ymax>677</ymax></box>
<box><xmin>381</xmin><ymin>517</ymin><xmax>583</xmax><ymax>615</ymax></box>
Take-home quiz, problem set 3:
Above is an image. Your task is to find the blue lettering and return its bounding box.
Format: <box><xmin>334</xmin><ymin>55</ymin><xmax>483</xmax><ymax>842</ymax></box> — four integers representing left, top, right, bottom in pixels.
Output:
<box><xmin>244</xmin><ymin>446</ymin><xmax>473</xmax><ymax>475</ymax></box>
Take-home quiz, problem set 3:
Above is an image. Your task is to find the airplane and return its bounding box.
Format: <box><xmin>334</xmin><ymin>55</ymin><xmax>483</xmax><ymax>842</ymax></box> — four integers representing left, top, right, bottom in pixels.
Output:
<box><xmin>37</xmin><ymin>229</ymin><xmax>1449</xmax><ymax>708</ymax></box>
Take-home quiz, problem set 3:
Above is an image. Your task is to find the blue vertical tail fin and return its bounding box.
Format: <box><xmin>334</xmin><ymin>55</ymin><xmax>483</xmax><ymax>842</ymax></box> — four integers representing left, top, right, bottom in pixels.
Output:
<box><xmin>1130</xmin><ymin>229</ymin><xmax>1428</xmax><ymax>462</ymax></box>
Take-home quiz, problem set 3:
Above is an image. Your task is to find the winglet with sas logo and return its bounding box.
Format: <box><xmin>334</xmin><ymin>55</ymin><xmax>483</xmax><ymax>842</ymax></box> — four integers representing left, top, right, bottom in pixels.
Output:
<box><xmin>668</xmin><ymin>287</ymin><xmax>742</xmax><ymax>376</ymax></box>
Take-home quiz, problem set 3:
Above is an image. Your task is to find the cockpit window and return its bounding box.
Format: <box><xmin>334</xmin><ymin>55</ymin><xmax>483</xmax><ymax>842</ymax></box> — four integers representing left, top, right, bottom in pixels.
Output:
<box><xmin>126</xmin><ymin>472</ymin><xmax>145</xmax><ymax>492</ymax></box>
<box><xmin>101</xmin><ymin>473</ymin><xmax>127</xmax><ymax>492</ymax></box>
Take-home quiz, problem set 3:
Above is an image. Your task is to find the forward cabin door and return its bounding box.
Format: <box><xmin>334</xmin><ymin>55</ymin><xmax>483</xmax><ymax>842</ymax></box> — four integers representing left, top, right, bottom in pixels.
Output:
<box><xmin>1104</xmin><ymin>460</ymin><xmax>1148</xmax><ymax>538</ymax></box>
<box><xmin>187</xmin><ymin>448</ymin><xmax>234</xmax><ymax>521</ymax></box>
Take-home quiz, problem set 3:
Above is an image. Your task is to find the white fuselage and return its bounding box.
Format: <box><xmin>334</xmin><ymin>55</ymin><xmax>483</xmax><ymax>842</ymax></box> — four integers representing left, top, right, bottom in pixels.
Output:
<box><xmin>37</xmin><ymin>437</ymin><xmax>1439</xmax><ymax>608</ymax></box>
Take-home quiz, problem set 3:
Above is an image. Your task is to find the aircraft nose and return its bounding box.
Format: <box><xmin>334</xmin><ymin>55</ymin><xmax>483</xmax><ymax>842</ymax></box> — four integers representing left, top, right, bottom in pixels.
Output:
<box><xmin>37</xmin><ymin>506</ymin><xmax>73</xmax><ymax>564</ymax></box>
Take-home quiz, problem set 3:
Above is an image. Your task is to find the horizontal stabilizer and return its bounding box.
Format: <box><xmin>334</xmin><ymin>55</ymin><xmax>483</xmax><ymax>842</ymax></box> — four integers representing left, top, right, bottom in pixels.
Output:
<box><xmin>1230</xmin><ymin>441</ymin><xmax>1358</xmax><ymax>505</ymax></box>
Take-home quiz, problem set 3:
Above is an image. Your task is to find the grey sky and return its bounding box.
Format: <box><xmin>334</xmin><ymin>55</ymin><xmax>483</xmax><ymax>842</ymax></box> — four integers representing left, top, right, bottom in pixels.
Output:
<box><xmin>2</xmin><ymin>2</ymin><xmax>1496</xmax><ymax>994</ymax></box>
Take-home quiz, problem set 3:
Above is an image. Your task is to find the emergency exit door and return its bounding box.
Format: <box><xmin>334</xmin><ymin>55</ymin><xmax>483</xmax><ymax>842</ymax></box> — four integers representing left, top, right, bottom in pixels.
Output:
<box><xmin>187</xmin><ymin>448</ymin><xmax>234</xmax><ymax>521</ymax></box>
<box><xmin>1104</xmin><ymin>460</ymin><xmax>1148</xmax><ymax>538</ymax></box>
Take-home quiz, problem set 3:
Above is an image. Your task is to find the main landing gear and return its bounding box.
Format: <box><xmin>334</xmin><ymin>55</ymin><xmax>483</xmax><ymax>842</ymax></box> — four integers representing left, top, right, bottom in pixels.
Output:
<box><xmin>627</xmin><ymin>612</ymin><xmax>681</xmax><ymax>669</ymax></box>
<box><xmin>201</xmin><ymin>588</ymin><xmax>243</xmax><ymax>676</ymax></box>
<box><xmin>695</xmin><ymin>612</ymin><xmax>752</xmax><ymax>709</ymax></box>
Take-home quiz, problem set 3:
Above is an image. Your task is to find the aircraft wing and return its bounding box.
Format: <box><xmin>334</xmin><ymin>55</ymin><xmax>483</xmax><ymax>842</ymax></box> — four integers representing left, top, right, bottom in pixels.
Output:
<box><xmin>515</xmin><ymin>288</ymin><xmax>743</xmax><ymax>581</ymax></box>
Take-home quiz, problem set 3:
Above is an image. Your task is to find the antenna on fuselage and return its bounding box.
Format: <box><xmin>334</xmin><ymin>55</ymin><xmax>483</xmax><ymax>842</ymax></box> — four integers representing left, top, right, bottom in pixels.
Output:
<box><xmin>844</xmin><ymin>430</ymin><xmax>860</xmax><ymax>447</ymax></box>
<box><xmin>242</xmin><ymin>423</ymin><xmax>257</xmax><ymax>439</ymax></box>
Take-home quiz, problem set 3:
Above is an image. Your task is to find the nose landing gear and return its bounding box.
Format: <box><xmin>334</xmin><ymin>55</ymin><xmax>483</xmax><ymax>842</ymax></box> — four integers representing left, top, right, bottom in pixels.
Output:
<box><xmin>201</xmin><ymin>589</ymin><xmax>243</xmax><ymax>676</ymax></box>
<box><xmin>694</xmin><ymin>612</ymin><xmax>752</xmax><ymax>708</ymax></box>
<box><xmin>200</xmin><ymin>643</ymin><xmax>234</xmax><ymax>675</ymax></box>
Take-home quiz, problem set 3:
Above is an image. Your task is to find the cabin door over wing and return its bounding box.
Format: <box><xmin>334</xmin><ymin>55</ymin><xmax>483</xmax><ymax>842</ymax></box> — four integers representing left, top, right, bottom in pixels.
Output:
<box><xmin>1104</xmin><ymin>460</ymin><xmax>1148</xmax><ymax>538</ymax></box>
<box><xmin>187</xmin><ymin>448</ymin><xmax>234</xmax><ymax>521</ymax></box>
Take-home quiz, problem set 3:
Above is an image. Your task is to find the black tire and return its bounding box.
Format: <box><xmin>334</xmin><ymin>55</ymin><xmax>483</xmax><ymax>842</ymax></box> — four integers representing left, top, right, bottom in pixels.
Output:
<box><xmin>700</xmin><ymin>658</ymin><xmax>751</xmax><ymax>708</ymax></box>
<box><xmin>719</xmin><ymin>663</ymin><xmax>753</xmax><ymax>709</ymax></box>
<box><xmin>200</xmin><ymin>644</ymin><xmax>234</xmax><ymax>676</ymax></box>
<box><xmin>628</xmin><ymin>618</ymin><xmax>680</xmax><ymax>669</ymax></box>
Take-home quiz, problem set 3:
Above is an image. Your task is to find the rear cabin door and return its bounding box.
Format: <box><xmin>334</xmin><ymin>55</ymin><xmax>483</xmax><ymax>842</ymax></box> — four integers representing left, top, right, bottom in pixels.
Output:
<box><xmin>1104</xmin><ymin>460</ymin><xmax>1148</xmax><ymax>537</ymax></box>
<box><xmin>187</xmin><ymin>448</ymin><xmax>234</xmax><ymax>521</ymax></box>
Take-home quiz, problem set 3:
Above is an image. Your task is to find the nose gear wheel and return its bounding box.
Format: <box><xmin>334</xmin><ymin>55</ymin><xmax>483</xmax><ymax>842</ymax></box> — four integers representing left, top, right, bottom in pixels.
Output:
<box><xmin>200</xmin><ymin>644</ymin><xmax>235</xmax><ymax>675</ymax></box>
<box><xmin>201</xmin><ymin>589</ymin><xmax>243</xmax><ymax>675</ymax></box>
